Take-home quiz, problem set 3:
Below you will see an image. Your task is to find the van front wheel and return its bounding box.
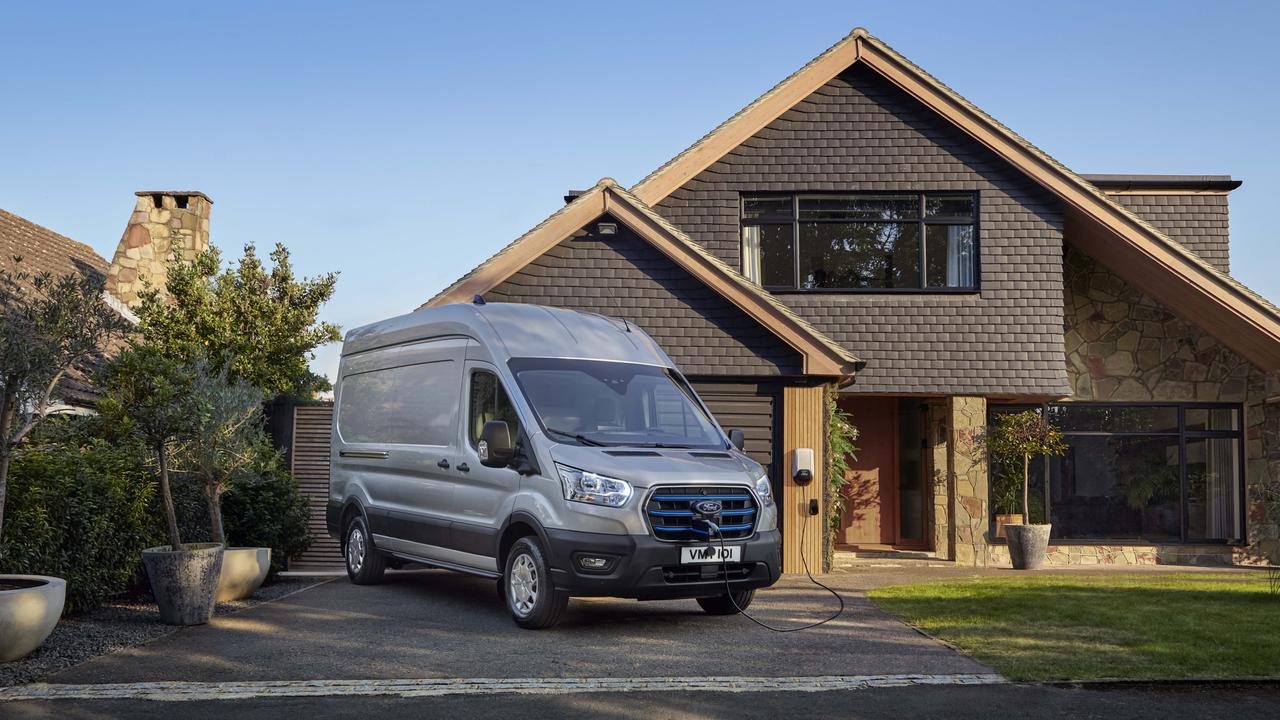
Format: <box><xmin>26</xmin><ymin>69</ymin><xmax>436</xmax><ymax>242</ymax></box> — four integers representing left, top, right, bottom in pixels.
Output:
<box><xmin>345</xmin><ymin>516</ymin><xmax>387</xmax><ymax>585</ymax></box>
<box><xmin>697</xmin><ymin>589</ymin><xmax>754</xmax><ymax>615</ymax></box>
<box><xmin>503</xmin><ymin>537</ymin><xmax>569</xmax><ymax>629</ymax></box>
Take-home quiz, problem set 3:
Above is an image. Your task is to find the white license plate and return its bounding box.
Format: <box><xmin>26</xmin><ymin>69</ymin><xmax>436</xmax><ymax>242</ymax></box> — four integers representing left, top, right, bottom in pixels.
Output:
<box><xmin>680</xmin><ymin>545</ymin><xmax>741</xmax><ymax>564</ymax></box>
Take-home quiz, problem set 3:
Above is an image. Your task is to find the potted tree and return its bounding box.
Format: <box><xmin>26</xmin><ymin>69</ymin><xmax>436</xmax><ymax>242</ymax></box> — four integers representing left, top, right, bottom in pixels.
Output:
<box><xmin>0</xmin><ymin>261</ymin><xmax>127</xmax><ymax>661</ymax></box>
<box><xmin>985</xmin><ymin>410</ymin><xmax>1066</xmax><ymax>569</ymax></box>
<box><xmin>100</xmin><ymin>345</ymin><xmax>223</xmax><ymax>625</ymax></box>
<box><xmin>175</xmin><ymin>369</ymin><xmax>272</xmax><ymax>602</ymax></box>
<box><xmin>991</xmin><ymin>465</ymin><xmax>1024</xmax><ymax>539</ymax></box>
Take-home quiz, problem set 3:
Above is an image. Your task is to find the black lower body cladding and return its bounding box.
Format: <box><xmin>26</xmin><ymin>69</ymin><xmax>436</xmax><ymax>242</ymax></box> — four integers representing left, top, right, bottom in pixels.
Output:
<box><xmin>543</xmin><ymin>528</ymin><xmax>782</xmax><ymax>600</ymax></box>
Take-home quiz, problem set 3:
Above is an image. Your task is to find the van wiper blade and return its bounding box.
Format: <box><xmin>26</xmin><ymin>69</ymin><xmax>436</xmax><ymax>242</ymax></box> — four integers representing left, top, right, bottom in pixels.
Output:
<box><xmin>544</xmin><ymin>428</ymin><xmax>608</xmax><ymax>447</ymax></box>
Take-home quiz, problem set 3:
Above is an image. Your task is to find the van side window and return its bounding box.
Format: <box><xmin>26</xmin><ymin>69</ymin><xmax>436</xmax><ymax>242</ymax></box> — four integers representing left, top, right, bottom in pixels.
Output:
<box><xmin>337</xmin><ymin>361</ymin><xmax>458</xmax><ymax>445</ymax></box>
<box><xmin>469</xmin><ymin>370</ymin><xmax>520</xmax><ymax>447</ymax></box>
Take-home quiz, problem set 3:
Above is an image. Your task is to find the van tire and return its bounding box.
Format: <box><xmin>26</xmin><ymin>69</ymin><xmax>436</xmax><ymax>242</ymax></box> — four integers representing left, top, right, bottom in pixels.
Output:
<box><xmin>503</xmin><ymin>537</ymin><xmax>569</xmax><ymax>629</ymax></box>
<box><xmin>697</xmin><ymin>589</ymin><xmax>754</xmax><ymax>615</ymax></box>
<box><xmin>344</xmin><ymin>515</ymin><xmax>387</xmax><ymax>585</ymax></box>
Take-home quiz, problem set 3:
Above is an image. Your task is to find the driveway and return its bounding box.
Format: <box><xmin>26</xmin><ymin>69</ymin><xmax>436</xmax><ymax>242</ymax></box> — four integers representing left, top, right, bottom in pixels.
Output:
<box><xmin>48</xmin><ymin>569</ymin><xmax>987</xmax><ymax>684</ymax></box>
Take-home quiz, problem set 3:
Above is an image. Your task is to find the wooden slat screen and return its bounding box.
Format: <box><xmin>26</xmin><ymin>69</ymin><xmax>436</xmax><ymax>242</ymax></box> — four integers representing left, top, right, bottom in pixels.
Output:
<box><xmin>290</xmin><ymin>402</ymin><xmax>342</xmax><ymax>570</ymax></box>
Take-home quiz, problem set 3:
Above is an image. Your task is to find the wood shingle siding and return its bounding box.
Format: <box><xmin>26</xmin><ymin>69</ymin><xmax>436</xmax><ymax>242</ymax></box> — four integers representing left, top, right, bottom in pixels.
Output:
<box><xmin>487</xmin><ymin>215</ymin><xmax>804</xmax><ymax>376</ymax></box>
<box><xmin>289</xmin><ymin>403</ymin><xmax>342</xmax><ymax>570</ymax></box>
<box><xmin>656</xmin><ymin>65</ymin><xmax>1069</xmax><ymax>396</ymax></box>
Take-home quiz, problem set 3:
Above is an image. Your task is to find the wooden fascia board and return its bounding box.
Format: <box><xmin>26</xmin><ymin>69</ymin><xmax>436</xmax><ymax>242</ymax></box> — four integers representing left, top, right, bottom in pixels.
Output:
<box><xmin>856</xmin><ymin>39</ymin><xmax>1280</xmax><ymax>370</ymax></box>
<box><xmin>630</xmin><ymin>37</ymin><xmax>861</xmax><ymax>206</ymax></box>
<box><xmin>427</xmin><ymin>191</ymin><xmax>607</xmax><ymax>307</ymax></box>
<box><xmin>602</xmin><ymin>190</ymin><xmax>848</xmax><ymax>377</ymax></box>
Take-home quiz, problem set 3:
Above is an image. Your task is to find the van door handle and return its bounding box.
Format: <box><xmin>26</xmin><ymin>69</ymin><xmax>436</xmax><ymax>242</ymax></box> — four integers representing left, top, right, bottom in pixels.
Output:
<box><xmin>437</xmin><ymin>459</ymin><xmax>450</xmax><ymax>469</ymax></box>
<box><xmin>457</xmin><ymin>463</ymin><xmax>470</xmax><ymax>473</ymax></box>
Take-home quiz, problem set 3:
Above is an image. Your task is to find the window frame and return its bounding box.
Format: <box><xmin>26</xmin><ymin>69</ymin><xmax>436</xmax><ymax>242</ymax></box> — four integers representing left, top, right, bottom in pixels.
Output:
<box><xmin>466</xmin><ymin>368</ymin><xmax>520</xmax><ymax>450</ymax></box>
<box><xmin>739</xmin><ymin>191</ymin><xmax>981</xmax><ymax>293</ymax></box>
<box><xmin>987</xmin><ymin>401</ymin><xmax>1247</xmax><ymax>546</ymax></box>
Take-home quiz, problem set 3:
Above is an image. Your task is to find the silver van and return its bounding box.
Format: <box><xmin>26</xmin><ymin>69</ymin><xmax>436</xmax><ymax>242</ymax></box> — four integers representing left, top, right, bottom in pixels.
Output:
<box><xmin>328</xmin><ymin>300</ymin><xmax>782</xmax><ymax>628</ymax></box>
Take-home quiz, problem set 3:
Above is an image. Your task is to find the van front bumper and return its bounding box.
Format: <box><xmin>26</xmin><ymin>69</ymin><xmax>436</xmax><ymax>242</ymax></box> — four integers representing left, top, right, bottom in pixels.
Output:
<box><xmin>543</xmin><ymin>527</ymin><xmax>781</xmax><ymax>600</ymax></box>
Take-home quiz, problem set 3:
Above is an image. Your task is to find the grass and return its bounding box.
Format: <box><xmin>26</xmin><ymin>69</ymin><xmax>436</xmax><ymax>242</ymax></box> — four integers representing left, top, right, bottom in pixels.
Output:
<box><xmin>867</xmin><ymin>574</ymin><xmax>1280</xmax><ymax>681</ymax></box>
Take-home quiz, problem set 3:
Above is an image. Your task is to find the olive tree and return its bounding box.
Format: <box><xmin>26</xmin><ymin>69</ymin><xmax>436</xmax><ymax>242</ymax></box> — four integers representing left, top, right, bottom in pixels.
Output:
<box><xmin>0</xmin><ymin>260</ymin><xmax>129</xmax><ymax>539</ymax></box>
<box><xmin>98</xmin><ymin>346</ymin><xmax>207</xmax><ymax>551</ymax></box>
<box><xmin>174</xmin><ymin>369</ymin><xmax>267</xmax><ymax>545</ymax></box>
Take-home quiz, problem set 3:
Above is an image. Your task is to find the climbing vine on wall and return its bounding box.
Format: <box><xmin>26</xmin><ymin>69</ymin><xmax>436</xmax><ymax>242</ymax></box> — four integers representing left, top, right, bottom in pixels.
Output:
<box><xmin>825</xmin><ymin>391</ymin><xmax>859</xmax><ymax>567</ymax></box>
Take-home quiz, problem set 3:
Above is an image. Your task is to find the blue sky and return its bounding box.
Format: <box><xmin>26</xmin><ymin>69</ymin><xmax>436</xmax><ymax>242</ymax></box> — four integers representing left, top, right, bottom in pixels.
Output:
<box><xmin>3</xmin><ymin>1</ymin><xmax>1278</xmax><ymax>383</ymax></box>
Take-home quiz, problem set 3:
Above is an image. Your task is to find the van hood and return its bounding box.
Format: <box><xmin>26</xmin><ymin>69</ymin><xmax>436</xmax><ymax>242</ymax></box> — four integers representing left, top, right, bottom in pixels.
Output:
<box><xmin>545</xmin><ymin>443</ymin><xmax>762</xmax><ymax>490</ymax></box>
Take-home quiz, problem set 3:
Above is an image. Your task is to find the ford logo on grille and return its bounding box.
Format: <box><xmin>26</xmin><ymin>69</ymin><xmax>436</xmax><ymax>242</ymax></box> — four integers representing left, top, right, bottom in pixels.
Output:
<box><xmin>691</xmin><ymin>500</ymin><xmax>722</xmax><ymax>516</ymax></box>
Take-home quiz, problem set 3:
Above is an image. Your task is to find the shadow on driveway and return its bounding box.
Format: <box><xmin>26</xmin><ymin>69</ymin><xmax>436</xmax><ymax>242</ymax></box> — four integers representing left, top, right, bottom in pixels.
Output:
<box><xmin>50</xmin><ymin>570</ymin><xmax>987</xmax><ymax>683</ymax></box>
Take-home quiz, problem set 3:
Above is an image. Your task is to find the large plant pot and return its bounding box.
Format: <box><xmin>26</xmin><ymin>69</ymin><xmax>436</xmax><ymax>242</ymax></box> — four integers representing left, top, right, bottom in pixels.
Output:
<box><xmin>1005</xmin><ymin>524</ymin><xmax>1051</xmax><ymax>570</ymax></box>
<box><xmin>0</xmin><ymin>575</ymin><xmax>65</xmax><ymax>662</ymax></box>
<box><xmin>142</xmin><ymin>543</ymin><xmax>224</xmax><ymax>626</ymax></box>
<box><xmin>216</xmin><ymin>547</ymin><xmax>271</xmax><ymax>602</ymax></box>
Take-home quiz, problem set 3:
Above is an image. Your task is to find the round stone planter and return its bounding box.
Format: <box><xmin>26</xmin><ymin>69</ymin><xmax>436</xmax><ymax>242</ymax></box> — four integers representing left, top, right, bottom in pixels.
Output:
<box><xmin>216</xmin><ymin>547</ymin><xmax>271</xmax><ymax>602</ymax></box>
<box><xmin>142</xmin><ymin>543</ymin><xmax>224</xmax><ymax>626</ymax></box>
<box><xmin>0</xmin><ymin>575</ymin><xmax>65</xmax><ymax>662</ymax></box>
<box><xmin>1005</xmin><ymin>524</ymin><xmax>1052</xmax><ymax>570</ymax></box>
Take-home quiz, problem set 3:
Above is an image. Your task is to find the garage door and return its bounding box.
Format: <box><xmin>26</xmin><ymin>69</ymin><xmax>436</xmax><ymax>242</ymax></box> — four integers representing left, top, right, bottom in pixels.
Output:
<box><xmin>690</xmin><ymin>381</ymin><xmax>781</xmax><ymax>486</ymax></box>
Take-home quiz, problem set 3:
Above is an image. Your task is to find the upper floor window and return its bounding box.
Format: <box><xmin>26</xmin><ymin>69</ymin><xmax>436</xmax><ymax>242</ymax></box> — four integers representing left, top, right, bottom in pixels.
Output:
<box><xmin>740</xmin><ymin>193</ymin><xmax>978</xmax><ymax>291</ymax></box>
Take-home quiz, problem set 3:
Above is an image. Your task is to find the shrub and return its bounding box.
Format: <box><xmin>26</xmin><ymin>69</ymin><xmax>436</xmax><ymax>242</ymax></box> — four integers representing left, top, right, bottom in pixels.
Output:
<box><xmin>0</xmin><ymin>428</ymin><xmax>155</xmax><ymax>614</ymax></box>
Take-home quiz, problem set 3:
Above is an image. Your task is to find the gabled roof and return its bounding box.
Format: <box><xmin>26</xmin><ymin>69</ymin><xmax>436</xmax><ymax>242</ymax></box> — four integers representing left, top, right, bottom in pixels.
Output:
<box><xmin>421</xmin><ymin>179</ymin><xmax>860</xmax><ymax>378</ymax></box>
<box><xmin>628</xmin><ymin>28</ymin><xmax>1280</xmax><ymax>371</ymax></box>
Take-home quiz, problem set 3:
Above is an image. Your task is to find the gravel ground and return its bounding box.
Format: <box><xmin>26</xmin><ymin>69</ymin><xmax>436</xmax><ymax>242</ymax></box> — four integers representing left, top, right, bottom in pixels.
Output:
<box><xmin>0</xmin><ymin>578</ymin><xmax>328</xmax><ymax>687</ymax></box>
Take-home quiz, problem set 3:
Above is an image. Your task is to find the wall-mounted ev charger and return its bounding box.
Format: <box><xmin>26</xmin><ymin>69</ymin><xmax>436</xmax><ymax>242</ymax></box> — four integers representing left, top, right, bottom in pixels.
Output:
<box><xmin>792</xmin><ymin>447</ymin><xmax>814</xmax><ymax>485</ymax></box>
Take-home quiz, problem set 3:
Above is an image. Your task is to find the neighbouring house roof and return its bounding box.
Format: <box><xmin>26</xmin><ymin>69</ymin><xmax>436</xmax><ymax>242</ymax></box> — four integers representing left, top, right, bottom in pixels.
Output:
<box><xmin>421</xmin><ymin>179</ymin><xmax>861</xmax><ymax>378</ymax></box>
<box><xmin>625</xmin><ymin>27</ymin><xmax>1280</xmax><ymax>372</ymax></box>
<box><xmin>0</xmin><ymin>207</ymin><xmax>131</xmax><ymax>409</ymax></box>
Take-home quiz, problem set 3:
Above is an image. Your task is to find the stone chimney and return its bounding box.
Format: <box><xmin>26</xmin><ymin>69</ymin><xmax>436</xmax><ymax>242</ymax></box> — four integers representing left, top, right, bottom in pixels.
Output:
<box><xmin>105</xmin><ymin>191</ymin><xmax>212</xmax><ymax>307</ymax></box>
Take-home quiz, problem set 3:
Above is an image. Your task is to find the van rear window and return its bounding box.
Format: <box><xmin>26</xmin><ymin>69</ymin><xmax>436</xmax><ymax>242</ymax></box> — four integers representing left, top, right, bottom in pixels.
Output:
<box><xmin>337</xmin><ymin>360</ymin><xmax>458</xmax><ymax>445</ymax></box>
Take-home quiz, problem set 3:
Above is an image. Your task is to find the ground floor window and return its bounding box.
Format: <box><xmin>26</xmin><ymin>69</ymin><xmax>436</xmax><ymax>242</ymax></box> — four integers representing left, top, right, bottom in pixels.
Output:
<box><xmin>988</xmin><ymin>403</ymin><xmax>1244</xmax><ymax>544</ymax></box>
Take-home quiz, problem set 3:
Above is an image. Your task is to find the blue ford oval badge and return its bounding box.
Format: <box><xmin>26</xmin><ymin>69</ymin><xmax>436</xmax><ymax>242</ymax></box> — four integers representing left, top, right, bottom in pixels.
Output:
<box><xmin>692</xmin><ymin>500</ymin><xmax>722</xmax><ymax>516</ymax></box>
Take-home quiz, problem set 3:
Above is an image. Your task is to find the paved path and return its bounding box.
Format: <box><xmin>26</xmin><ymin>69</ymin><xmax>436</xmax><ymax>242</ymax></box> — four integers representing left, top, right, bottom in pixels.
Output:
<box><xmin>6</xmin><ymin>683</ymin><xmax>1279</xmax><ymax>719</ymax></box>
<box><xmin>49</xmin><ymin>570</ymin><xmax>987</xmax><ymax>683</ymax></box>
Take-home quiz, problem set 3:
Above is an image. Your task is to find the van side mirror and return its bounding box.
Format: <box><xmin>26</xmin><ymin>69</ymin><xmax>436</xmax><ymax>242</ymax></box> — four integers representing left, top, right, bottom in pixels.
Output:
<box><xmin>728</xmin><ymin>428</ymin><xmax>746</xmax><ymax>451</ymax></box>
<box><xmin>479</xmin><ymin>420</ymin><xmax>516</xmax><ymax>468</ymax></box>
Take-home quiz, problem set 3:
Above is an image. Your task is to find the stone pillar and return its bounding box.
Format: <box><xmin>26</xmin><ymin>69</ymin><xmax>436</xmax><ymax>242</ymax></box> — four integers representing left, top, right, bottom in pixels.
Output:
<box><xmin>949</xmin><ymin>396</ymin><xmax>989</xmax><ymax>567</ymax></box>
<box><xmin>105</xmin><ymin>191</ymin><xmax>212</xmax><ymax>307</ymax></box>
<box><xmin>925</xmin><ymin>400</ymin><xmax>953</xmax><ymax>560</ymax></box>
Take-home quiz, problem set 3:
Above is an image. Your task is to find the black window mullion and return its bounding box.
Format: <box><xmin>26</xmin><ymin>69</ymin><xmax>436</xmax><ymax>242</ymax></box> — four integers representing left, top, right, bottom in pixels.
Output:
<box><xmin>918</xmin><ymin>192</ymin><xmax>926</xmax><ymax>289</ymax></box>
<box><xmin>792</xmin><ymin>194</ymin><xmax>800</xmax><ymax>290</ymax></box>
<box><xmin>1178</xmin><ymin>405</ymin><xmax>1187</xmax><ymax>543</ymax></box>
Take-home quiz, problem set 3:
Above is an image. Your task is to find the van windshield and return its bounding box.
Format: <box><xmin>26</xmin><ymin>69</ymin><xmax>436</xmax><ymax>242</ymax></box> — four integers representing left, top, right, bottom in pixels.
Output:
<box><xmin>509</xmin><ymin>358</ymin><xmax>725</xmax><ymax>449</ymax></box>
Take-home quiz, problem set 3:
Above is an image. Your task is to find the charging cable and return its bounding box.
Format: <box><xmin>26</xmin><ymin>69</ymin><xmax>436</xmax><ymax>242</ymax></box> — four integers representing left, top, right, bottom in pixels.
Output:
<box><xmin>694</xmin><ymin>484</ymin><xmax>845</xmax><ymax>632</ymax></box>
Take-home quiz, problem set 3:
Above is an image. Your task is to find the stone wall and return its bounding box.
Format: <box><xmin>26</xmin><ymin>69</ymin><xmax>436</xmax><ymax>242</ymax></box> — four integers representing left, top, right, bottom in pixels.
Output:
<box><xmin>949</xmin><ymin>396</ymin><xmax>990</xmax><ymax>566</ymax></box>
<box><xmin>1052</xmin><ymin>245</ymin><xmax>1280</xmax><ymax>564</ymax></box>
<box><xmin>106</xmin><ymin>191</ymin><xmax>212</xmax><ymax>307</ymax></box>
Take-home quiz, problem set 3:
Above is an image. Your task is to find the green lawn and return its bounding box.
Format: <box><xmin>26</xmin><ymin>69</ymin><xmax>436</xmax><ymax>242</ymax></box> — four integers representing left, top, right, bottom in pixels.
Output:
<box><xmin>867</xmin><ymin>574</ymin><xmax>1280</xmax><ymax>681</ymax></box>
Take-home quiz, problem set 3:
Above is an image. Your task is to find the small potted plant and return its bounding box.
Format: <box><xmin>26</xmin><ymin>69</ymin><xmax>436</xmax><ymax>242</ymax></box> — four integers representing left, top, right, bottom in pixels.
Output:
<box><xmin>0</xmin><ymin>262</ymin><xmax>126</xmax><ymax>660</ymax></box>
<box><xmin>175</xmin><ymin>369</ymin><xmax>272</xmax><ymax>602</ymax></box>
<box><xmin>985</xmin><ymin>410</ymin><xmax>1066</xmax><ymax>569</ymax></box>
<box><xmin>100</xmin><ymin>345</ymin><xmax>223</xmax><ymax>625</ymax></box>
<box><xmin>990</xmin><ymin>466</ymin><xmax>1024</xmax><ymax>539</ymax></box>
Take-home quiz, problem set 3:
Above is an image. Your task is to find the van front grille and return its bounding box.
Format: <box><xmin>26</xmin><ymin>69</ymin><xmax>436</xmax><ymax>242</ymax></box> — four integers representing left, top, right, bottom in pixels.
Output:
<box><xmin>645</xmin><ymin>486</ymin><xmax>757</xmax><ymax>542</ymax></box>
<box><xmin>662</xmin><ymin>563</ymin><xmax>755</xmax><ymax>584</ymax></box>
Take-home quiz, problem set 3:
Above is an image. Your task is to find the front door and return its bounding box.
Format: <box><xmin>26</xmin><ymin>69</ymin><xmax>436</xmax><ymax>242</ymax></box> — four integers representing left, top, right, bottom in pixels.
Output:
<box><xmin>837</xmin><ymin>396</ymin><xmax>928</xmax><ymax>549</ymax></box>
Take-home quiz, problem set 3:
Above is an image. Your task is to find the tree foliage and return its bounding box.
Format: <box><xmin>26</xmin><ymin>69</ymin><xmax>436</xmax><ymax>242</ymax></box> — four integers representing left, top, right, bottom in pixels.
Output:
<box><xmin>135</xmin><ymin>243</ymin><xmax>340</xmax><ymax>399</ymax></box>
<box><xmin>984</xmin><ymin>410</ymin><xmax>1066</xmax><ymax>521</ymax></box>
<box><xmin>98</xmin><ymin>345</ymin><xmax>208</xmax><ymax>550</ymax></box>
<box><xmin>0</xmin><ymin>259</ymin><xmax>129</xmax><ymax>540</ymax></box>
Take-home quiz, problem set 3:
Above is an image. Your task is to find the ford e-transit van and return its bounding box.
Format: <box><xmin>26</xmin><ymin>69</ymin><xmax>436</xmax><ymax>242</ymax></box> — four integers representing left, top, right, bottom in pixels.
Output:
<box><xmin>328</xmin><ymin>300</ymin><xmax>782</xmax><ymax>628</ymax></box>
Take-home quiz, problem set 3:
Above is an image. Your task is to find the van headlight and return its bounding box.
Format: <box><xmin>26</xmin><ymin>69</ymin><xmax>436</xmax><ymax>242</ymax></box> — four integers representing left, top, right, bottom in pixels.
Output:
<box><xmin>754</xmin><ymin>474</ymin><xmax>774</xmax><ymax>507</ymax></box>
<box><xmin>557</xmin><ymin>464</ymin><xmax>633</xmax><ymax>508</ymax></box>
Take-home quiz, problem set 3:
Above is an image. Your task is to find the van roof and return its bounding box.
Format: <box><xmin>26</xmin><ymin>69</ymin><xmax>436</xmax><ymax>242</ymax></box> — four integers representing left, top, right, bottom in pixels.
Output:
<box><xmin>341</xmin><ymin>302</ymin><xmax>677</xmax><ymax>368</ymax></box>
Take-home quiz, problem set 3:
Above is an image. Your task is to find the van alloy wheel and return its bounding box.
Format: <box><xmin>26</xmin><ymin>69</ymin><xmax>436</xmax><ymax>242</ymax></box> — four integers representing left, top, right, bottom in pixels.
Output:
<box><xmin>509</xmin><ymin>553</ymin><xmax>538</xmax><ymax>617</ymax></box>
<box><xmin>347</xmin><ymin>525</ymin><xmax>367</xmax><ymax>573</ymax></box>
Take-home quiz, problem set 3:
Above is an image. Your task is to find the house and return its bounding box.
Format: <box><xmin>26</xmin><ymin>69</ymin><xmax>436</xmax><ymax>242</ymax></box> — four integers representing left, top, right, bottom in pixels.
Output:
<box><xmin>423</xmin><ymin>28</ymin><xmax>1280</xmax><ymax>570</ymax></box>
<box><xmin>0</xmin><ymin>191</ymin><xmax>212</xmax><ymax>409</ymax></box>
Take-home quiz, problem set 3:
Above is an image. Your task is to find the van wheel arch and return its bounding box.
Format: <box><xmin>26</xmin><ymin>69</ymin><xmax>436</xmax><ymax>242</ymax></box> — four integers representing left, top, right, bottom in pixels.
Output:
<box><xmin>497</xmin><ymin>513</ymin><xmax>550</xmax><ymax>571</ymax></box>
<box><xmin>339</xmin><ymin>500</ymin><xmax>368</xmax><ymax>548</ymax></box>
